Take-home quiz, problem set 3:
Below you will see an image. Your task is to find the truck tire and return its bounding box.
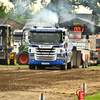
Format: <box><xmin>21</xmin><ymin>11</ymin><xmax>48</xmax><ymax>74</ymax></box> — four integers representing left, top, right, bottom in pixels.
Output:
<box><xmin>60</xmin><ymin>65</ymin><xmax>67</xmax><ymax>70</ymax></box>
<box><xmin>29</xmin><ymin>64</ymin><xmax>35</xmax><ymax>69</ymax></box>
<box><xmin>60</xmin><ymin>59</ymin><xmax>67</xmax><ymax>70</ymax></box>
<box><xmin>60</xmin><ymin>54</ymin><xmax>67</xmax><ymax>70</ymax></box>
<box><xmin>1</xmin><ymin>54</ymin><xmax>10</xmax><ymax>65</ymax></box>
<box><xmin>17</xmin><ymin>52</ymin><xmax>28</xmax><ymax>65</ymax></box>
<box><xmin>10</xmin><ymin>54</ymin><xmax>17</xmax><ymax>65</ymax></box>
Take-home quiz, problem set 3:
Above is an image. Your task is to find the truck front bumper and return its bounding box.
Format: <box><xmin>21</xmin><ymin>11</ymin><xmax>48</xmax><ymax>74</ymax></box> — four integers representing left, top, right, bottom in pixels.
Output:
<box><xmin>29</xmin><ymin>59</ymin><xmax>65</xmax><ymax>65</ymax></box>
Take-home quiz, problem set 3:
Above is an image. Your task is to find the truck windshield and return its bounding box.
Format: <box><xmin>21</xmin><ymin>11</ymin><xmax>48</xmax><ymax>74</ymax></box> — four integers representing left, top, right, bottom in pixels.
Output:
<box><xmin>0</xmin><ymin>26</ymin><xmax>7</xmax><ymax>47</ymax></box>
<box><xmin>30</xmin><ymin>32</ymin><xmax>62</xmax><ymax>45</ymax></box>
<box><xmin>69</xmin><ymin>31</ymin><xmax>82</xmax><ymax>39</ymax></box>
<box><xmin>0</xmin><ymin>26</ymin><xmax>6</xmax><ymax>36</ymax></box>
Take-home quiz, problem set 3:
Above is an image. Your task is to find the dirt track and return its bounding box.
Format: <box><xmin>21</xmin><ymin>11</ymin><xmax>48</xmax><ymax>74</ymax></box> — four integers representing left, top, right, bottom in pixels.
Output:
<box><xmin>0</xmin><ymin>66</ymin><xmax>100</xmax><ymax>100</ymax></box>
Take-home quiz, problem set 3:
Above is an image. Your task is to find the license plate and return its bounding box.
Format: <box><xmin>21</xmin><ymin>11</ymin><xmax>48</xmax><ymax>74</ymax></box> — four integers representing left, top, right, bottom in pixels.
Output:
<box><xmin>42</xmin><ymin>63</ymin><xmax>50</xmax><ymax>65</ymax></box>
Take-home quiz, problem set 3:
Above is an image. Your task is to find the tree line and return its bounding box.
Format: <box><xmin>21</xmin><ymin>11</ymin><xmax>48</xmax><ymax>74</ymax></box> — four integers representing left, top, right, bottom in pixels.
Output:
<box><xmin>1</xmin><ymin>0</ymin><xmax>100</xmax><ymax>25</ymax></box>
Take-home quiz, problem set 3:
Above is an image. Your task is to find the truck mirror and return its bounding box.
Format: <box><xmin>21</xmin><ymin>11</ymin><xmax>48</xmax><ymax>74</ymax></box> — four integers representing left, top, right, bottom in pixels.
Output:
<box><xmin>63</xmin><ymin>32</ymin><xmax>65</xmax><ymax>36</ymax></box>
<box><xmin>64</xmin><ymin>36</ymin><xmax>69</xmax><ymax>43</ymax></box>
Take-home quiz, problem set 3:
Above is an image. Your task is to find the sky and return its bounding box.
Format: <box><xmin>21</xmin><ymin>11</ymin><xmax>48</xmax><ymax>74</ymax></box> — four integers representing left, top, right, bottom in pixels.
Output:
<box><xmin>0</xmin><ymin>0</ymin><xmax>14</xmax><ymax>7</ymax></box>
<box><xmin>0</xmin><ymin>0</ymin><xmax>92</xmax><ymax>14</ymax></box>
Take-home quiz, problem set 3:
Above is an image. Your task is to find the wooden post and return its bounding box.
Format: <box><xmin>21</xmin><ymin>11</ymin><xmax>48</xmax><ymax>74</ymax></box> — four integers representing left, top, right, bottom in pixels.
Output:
<box><xmin>83</xmin><ymin>83</ymin><xmax>85</xmax><ymax>100</ymax></box>
<box><xmin>41</xmin><ymin>93</ymin><xmax>43</xmax><ymax>100</ymax></box>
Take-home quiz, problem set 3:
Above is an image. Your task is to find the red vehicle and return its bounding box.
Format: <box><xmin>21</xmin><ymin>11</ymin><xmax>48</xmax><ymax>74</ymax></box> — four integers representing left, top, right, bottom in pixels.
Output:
<box><xmin>68</xmin><ymin>23</ymin><xmax>90</xmax><ymax>68</ymax></box>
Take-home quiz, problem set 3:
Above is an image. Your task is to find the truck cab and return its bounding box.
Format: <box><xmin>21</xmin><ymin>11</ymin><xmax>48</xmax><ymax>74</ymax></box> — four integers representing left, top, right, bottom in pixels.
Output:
<box><xmin>28</xmin><ymin>27</ymin><xmax>71</xmax><ymax>70</ymax></box>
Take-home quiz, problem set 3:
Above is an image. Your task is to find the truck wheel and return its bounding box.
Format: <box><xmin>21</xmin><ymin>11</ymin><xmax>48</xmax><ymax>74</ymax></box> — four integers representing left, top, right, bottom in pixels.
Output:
<box><xmin>17</xmin><ymin>52</ymin><xmax>28</xmax><ymax>65</ymax></box>
<box><xmin>10</xmin><ymin>54</ymin><xmax>17</xmax><ymax>65</ymax></box>
<box><xmin>1</xmin><ymin>54</ymin><xmax>10</xmax><ymax>65</ymax></box>
<box><xmin>29</xmin><ymin>64</ymin><xmax>35</xmax><ymax>69</ymax></box>
<box><xmin>60</xmin><ymin>65</ymin><xmax>67</xmax><ymax>70</ymax></box>
<box><xmin>60</xmin><ymin>55</ymin><xmax>67</xmax><ymax>70</ymax></box>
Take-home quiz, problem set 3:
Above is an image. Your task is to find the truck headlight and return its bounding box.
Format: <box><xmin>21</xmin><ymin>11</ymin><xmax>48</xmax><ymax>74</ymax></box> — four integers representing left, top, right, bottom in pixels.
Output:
<box><xmin>29</xmin><ymin>56</ymin><xmax>34</xmax><ymax>59</ymax></box>
<box><xmin>57</xmin><ymin>57</ymin><xmax>63</xmax><ymax>59</ymax></box>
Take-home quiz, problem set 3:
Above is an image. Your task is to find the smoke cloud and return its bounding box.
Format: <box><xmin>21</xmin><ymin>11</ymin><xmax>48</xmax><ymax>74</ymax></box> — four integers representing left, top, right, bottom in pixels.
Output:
<box><xmin>31</xmin><ymin>0</ymin><xmax>74</xmax><ymax>27</ymax></box>
<box><xmin>33</xmin><ymin>8</ymin><xmax>59</xmax><ymax>26</ymax></box>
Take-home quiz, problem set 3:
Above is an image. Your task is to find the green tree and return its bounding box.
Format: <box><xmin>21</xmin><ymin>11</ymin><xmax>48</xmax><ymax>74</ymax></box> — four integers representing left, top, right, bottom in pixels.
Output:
<box><xmin>0</xmin><ymin>1</ymin><xmax>9</xmax><ymax>18</ymax></box>
<box><xmin>9</xmin><ymin>0</ymin><xmax>36</xmax><ymax>5</ymax></box>
<box><xmin>70</xmin><ymin>0</ymin><xmax>100</xmax><ymax>25</ymax></box>
<box><xmin>8</xmin><ymin>0</ymin><xmax>35</xmax><ymax>24</ymax></box>
<box><xmin>49</xmin><ymin>0</ymin><xmax>100</xmax><ymax>25</ymax></box>
<box><xmin>9</xmin><ymin>0</ymin><xmax>100</xmax><ymax>24</ymax></box>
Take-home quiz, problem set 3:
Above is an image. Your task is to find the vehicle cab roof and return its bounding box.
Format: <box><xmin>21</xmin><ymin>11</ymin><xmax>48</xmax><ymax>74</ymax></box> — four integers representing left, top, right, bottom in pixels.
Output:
<box><xmin>30</xmin><ymin>27</ymin><xmax>67</xmax><ymax>32</ymax></box>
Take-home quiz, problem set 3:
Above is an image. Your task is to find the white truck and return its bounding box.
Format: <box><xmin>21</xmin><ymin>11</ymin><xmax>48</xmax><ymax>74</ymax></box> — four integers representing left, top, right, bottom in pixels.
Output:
<box><xmin>28</xmin><ymin>26</ymin><xmax>72</xmax><ymax>70</ymax></box>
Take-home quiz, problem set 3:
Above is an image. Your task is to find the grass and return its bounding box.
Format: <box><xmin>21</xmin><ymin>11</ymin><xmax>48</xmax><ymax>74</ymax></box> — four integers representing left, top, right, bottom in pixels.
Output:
<box><xmin>74</xmin><ymin>65</ymin><xmax>100</xmax><ymax>100</ymax></box>
<box><xmin>88</xmin><ymin>66</ymin><xmax>100</xmax><ymax>69</ymax></box>
<box><xmin>0</xmin><ymin>64</ymin><xmax>28</xmax><ymax>67</ymax></box>
<box><xmin>74</xmin><ymin>92</ymin><xmax>100</xmax><ymax>100</ymax></box>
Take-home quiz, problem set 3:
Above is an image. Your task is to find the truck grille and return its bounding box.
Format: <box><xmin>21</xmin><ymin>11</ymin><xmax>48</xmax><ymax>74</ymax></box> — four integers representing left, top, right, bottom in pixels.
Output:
<box><xmin>35</xmin><ymin>48</ymin><xmax>55</xmax><ymax>61</ymax></box>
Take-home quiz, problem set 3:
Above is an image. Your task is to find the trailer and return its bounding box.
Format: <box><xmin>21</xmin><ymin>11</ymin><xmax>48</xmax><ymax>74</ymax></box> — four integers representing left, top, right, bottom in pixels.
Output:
<box><xmin>88</xmin><ymin>35</ymin><xmax>97</xmax><ymax>66</ymax></box>
<box><xmin>90</xmin><ymin>34</ymin><xmax>100</xmax><ymax>65</ymax></box>
<box><xmin>67</xmin><ymin>23</ymin><xmax>90</xmax><ymax>68</ymax></box>
<box><xmin>96</xmin><ymin>35</ymin><xmax>100</xmax><ymax>64</ymax></box>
